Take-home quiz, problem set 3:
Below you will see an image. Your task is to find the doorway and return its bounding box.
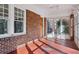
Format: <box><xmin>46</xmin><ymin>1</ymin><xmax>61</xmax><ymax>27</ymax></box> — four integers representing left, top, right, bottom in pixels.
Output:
<box><xmin>56</xmin><ymin>19</ymin><xmax>70</xmax><ymax>39</ymax></box>
<box><xmin>46</xmin><ymin>18</ymin><xmax>70</xmax><ymax>40</ymax></box>
<box><xmin>46</xmin><ymin>19</ymin><xmax>55</xmax><ymax>40</ymax></box>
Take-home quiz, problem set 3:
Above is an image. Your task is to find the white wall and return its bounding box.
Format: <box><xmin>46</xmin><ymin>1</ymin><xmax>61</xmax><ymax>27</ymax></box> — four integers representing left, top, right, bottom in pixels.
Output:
<box><xmin>74</xmin><ymin>12</ymin><xmax>79</xmax><ymax>49</ymax></box>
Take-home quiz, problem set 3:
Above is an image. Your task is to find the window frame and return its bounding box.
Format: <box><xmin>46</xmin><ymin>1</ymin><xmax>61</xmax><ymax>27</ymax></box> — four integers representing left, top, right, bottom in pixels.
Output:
<box><xmin>0</xmin><ymin>4</ymin><xmax>9</xmax><ymax>38</ymax></box>
<box><xmin>0</xmin><ymin>4</ymin><xmax>26</xmax><ymax>38</ymax></box>
<box><xmin>13</xmin><ymin>6</ymin><xmax>26</xmax><ymax>36</ymax></box>
<box><xmin>14</xmin><ymin>7</ymin><xmax>24</xmax><ymax>33</ymax></box>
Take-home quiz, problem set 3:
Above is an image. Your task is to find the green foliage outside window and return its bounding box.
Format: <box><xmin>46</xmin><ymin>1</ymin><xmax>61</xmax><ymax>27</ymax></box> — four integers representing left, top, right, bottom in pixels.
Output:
<box><xmin>56</xmin><ymin>19</ymin><xmax>69</xmax><ymax>34</ymax></box>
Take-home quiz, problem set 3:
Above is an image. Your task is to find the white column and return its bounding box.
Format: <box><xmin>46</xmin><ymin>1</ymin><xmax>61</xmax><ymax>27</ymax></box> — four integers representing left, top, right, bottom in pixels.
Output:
<box><xmin>60</xmin><ymin>19</ymin><xmax>62</xmax><ymax>34</ymax></box>
<box><xmin>60</xmin><ymin>19</ymin><xmax>62</xmax><ymax>39</ymax></box>
<box><xmin>8</xmin><ymin>4</ymin><xmax>14</xmax><ymax>36</ymax></box>
<box><xmin>45</xmin><ymin>18</ymin><xmax>48</xmax><ymax>37</ymax></box>
<box><xmin>42</xmin><ymin>17</ymin><xmax>44</xmax><ymax>37</ymax></box>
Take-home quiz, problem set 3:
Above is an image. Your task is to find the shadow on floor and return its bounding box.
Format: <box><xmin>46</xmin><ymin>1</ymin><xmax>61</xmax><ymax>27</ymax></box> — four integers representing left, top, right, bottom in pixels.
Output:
<box><xmin>8</xmin><ymin>39</ymin><xmax>79</xmax><ymax>54</ymax></box>
<box><xmin>8</xmin><ymin>39</ymin><xmax>50</xmax><ymax>54</ymax></box>
<box><xmin>54</xmin><ymin>39</ymin><xmax>79</xmax><ymax>50</ymax></box>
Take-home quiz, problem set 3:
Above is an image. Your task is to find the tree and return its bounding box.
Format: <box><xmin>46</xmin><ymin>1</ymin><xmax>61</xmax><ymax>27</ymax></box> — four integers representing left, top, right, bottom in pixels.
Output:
<box><xmin>56</xmin><ymin>19</ymin><xmax>69</xmax><ymax>34</ymax></box>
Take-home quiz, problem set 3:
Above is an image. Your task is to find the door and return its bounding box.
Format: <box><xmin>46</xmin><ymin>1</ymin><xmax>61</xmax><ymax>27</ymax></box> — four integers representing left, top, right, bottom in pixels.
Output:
<box><xmin>46</xmin><ymin>19</ymin><xmax>55</xmax><ymax>39</ymax></box>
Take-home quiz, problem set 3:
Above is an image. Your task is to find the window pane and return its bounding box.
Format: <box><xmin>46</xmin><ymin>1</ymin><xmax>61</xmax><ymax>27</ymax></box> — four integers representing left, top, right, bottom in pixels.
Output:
<box><xmin>18</xmin><ymin>9</ymin><xmax>21</xmax><ymax>13</ymax></box>
<box><xmin>0</xmin><ymin>13</ymin><xmax>3</xmax><ymax>16</ymax></box>
<box><xmin>22</xmin><ymin>13</ymin><xmax>24</xmax><ymax>17</ymax></box>
<box><xmin>18</xmin><ymin>13</ymin><xmax>21</xmax><ymax>17</ymax></box>
<box><xmin>14</xmin><ymin>16</ymin><xmax>17</xmax><ymax>20</ymax></box>
<box><xmin>21</xmin><ymin>18</ymin><xmax>23</xmax><ymax>21</ymax></box>
<box><xmin>4</xmin><ymin>13</ymin><xmax>8</xmax><ymax>17</ymax></box>
<box><xmin>14</xmin><ymin>7</ymin><xmax>17</xmax><ymax>12</ymax></box>
<box><xmin>22</xmin><ymin>11</ymin><xmax>24</xmax><ymax>17</ymax></box>
<box><xmin>0</xmin><ymin>19</ymin><xmax>7</xmax><ymax>34</ymax></box>
<box><xmin>0</xmin><ymin>4</ymin><xmax>3</xmax><ymax>7</ymax></box>
<box><xmin>4</xmin><ymin>9</ymin><xmax>8</xmax><ymax>14</ymax></box>
<box><xmin>15</xmin><ymin>12</ymin><xmax>17</xmax><ymax>16</ymax></box>
<box><xmin>0</xmin><ymin>8</ymin><xmax>3</xmax><ymax>12</ymax></box>
<box><xmin>14</xmin><ymin>7</ymin><xmax>24</xmax><ymax>20</ymax></box>
<box><xmin>14</xmin><ymin>21</ymin><xmax>23</xmax><ymax>33</ymax></box>
<box><xmin>4</xmin><ymin>4</ymin><xmax>8</xmax><ymax>9</ymax></box>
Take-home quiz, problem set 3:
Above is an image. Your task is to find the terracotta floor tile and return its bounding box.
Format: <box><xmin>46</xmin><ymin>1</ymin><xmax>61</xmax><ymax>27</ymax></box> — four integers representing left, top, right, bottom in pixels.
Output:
<box><xmin>41</xmin><ymin>44</ymin><xmax>61</xmax><ymax>54</ymax></box>
<box><xmin>43</xmin><ymin>39</ymin><xmax>79</xmax><ymax>54</ymax></box>
<box><xmin>33</xmin><ymin>48</ymin><xmax>45</xmax><ymax>54</ymax></box>
<box><xmin>34</xmin><ymin>40</ymin><xmax>43</xmax><ymax>46</ymax></box>
<box><xmin>27</xmin><ymin>42</ymin><xmax>38</xmax><ymax>51</ymax></box>
<box><xmin>9</xmin><ymin>38</ymin><xmax>79</xmax><ymax>54</ymax></box>
<box><xmin>17</xmin><ymin>46</ymin><xmax>28</xmax><ymax>54</ymax></box>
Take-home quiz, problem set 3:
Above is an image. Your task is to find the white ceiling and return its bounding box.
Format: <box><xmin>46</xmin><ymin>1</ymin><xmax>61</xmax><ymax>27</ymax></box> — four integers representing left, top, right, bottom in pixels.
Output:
<box><xmin>33</xmin><ymin>4</ymin><xmax>79</xmax><ymax>18</ymax></box>
<box><xmin>15</xmin><ymin>4</ymin><xmax>79</xmax><ymax>18</ymax></box>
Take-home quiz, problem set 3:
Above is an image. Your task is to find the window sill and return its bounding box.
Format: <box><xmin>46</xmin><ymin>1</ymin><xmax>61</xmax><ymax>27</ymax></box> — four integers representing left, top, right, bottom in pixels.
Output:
<box><xmin>0</xmin><ymin>32</ymin><xmax>26</xmax><ymax>39</ymax></box>
<box><xmin>12</xmin><ymin>32</ymin><xmax>26</xmax><ymax>36</ymax></box>
<box><xmin>0</xmin><ymin>34</ymin><xmax>11</xmax><ymax>38</ymax></box>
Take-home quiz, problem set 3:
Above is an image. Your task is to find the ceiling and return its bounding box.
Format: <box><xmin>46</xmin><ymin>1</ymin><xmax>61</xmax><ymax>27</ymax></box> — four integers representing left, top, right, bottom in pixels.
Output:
<box><xmin>33</xmin><ymin>4</ymin><xmax>79</xmax><ymax>18</ymax></box>
<box><xmin>15</xmin><ymin>4</ymin><xmax>79</xmax><ymax>18</ymax></box>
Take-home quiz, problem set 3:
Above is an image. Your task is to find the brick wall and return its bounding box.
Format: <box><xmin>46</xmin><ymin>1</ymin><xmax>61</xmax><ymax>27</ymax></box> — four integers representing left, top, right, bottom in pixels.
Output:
<box><xmin>0</xmin><ymin>10</ymin><xmax>44</xmax><ymax>54</ymax></box>
<box><xmin>26</xmin><ymin>10</ymin><xmax>43</xmax><ymax>39</ymax></box>
<box><xmin>0</xmin><ymin>35</ymin><xmax>28</xmax><ymax>53</ymax></box>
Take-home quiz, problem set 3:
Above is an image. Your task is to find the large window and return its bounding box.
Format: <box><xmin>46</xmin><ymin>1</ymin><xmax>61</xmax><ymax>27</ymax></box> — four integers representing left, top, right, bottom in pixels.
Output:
<box><xmin>47</xmin><ymin>20</ymin><xmax>53</xmax><ymax>33</ymax></box>
<box><xmin>0</xmin><ymin>4</ymin><xmax>8</xmax><ymax>34</ymax></box>
<box><xmin>14</xmin><ymin>7</ymin><xmax>24</xmax><ymax>33</ymax></box>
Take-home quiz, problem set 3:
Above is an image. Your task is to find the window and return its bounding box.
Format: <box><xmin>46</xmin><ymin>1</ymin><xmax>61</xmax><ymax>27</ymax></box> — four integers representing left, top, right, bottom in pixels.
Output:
<box><xmin>0</xmin><ymin>4</ymin><xmax>8</xmax><ymax>34</ymax></box>
<box><xmin>14</xmin><ymin>7</ymin><xmax>24</xmax><ymax>33</ymax></box>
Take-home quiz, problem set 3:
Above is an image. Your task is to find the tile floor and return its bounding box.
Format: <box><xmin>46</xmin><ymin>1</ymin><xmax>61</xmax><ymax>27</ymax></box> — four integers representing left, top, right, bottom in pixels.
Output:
<box><xmin>8</xmin><ymin>38</ymin><xmax>79</xmax><ymax>54</ymax></box>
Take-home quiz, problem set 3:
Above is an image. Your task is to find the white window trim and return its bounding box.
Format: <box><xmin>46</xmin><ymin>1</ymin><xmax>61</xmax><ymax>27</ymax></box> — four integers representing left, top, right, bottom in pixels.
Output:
<box><xmin>0</xmin><ymin>4</ymin><xmax>9</xmax><ymax>38</ymax></box>
<box><xmin>13</xmin><ymin>6</ymin><xmax>26</xmax><ymax>36</ymax></box>
<box><xmin>0</xmin><ymin>4</ymin><xmax>26</xmax><ymax>38</ymax></box>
